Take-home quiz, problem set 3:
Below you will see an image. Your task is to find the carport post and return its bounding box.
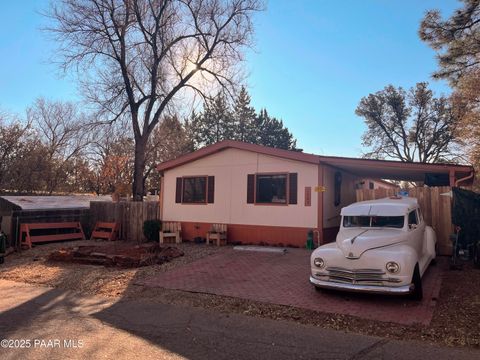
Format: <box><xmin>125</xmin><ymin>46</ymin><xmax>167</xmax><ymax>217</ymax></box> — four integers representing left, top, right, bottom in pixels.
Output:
<box><xmin>317</xmin><ymin>164</ymin><xmax>324</xmax><ymax>245</ymax></box>
<box><xmin>449</xmin><ymin>169</ymin><xmax>456</xmax><ymax>187</ymax></box>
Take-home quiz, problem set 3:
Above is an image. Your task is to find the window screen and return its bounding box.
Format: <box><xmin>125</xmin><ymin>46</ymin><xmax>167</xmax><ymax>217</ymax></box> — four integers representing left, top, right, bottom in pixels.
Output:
<box><xmin>255</xmin><ymin>174</ymin><xmax>287</xmax><ymax>204</ymax></box>
<box><xmin>182</xmin><ymin>177</ymin><xmax>207</xmax><ymax>203</ymax></box>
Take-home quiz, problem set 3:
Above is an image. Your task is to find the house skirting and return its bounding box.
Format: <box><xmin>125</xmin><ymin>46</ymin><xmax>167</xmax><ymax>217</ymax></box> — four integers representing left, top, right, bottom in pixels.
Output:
<box><xmin>177</xmin><ymin>222</ymin><xmax>315</xmax><ymax>248</ymax></box>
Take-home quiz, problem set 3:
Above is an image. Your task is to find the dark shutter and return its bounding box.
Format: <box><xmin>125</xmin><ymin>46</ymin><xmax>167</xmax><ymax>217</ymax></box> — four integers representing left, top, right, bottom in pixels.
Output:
<box><xmin>304</xmin><ymin>186</ymin><xmax>311</xmax><ymax>206</ymax></box>
<box><xmin>288</xmin><ymin>173</ymin><xmax>298</xmax><ymax>204</ymax></box>
<box><xmin>207</xmin><ymin>176</ymin><xmax>215</xmax><ymax>203</ymax></box>
<box><xmin>247</xmin><ymin>174</ymin><xmax>255</xmax><ymax>203</ymax></box>
<box><xmin>334</xmin><ymin>171</ymin><xmax>342</xmax><ymax>206</ymax></box>
<box><xmin>175</xmin><ymin>177</ymin><xmax>182</xmax><ymax>203</ymax></box>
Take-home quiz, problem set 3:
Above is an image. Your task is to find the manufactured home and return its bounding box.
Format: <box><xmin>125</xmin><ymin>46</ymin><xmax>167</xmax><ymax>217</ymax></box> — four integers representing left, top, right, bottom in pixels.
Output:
<box><xmin>157</xmin><ymin>141</ymin><xmax>474</xmax><ymax>247</ymax></box>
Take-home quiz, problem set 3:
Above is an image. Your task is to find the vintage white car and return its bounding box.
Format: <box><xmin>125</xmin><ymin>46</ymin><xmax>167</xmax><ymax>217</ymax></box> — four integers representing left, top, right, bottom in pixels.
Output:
<box><xmin>310</xmin><ymin>196</ymin><xmax>436</xmax><ymax>299</ymax></box>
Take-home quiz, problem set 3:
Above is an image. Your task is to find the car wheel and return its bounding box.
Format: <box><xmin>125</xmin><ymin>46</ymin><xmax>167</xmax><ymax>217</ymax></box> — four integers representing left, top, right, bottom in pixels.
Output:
<box><xmin>431</xmin><ymin>242</ymin><xmax>438</xmax><ymax>266</ymax></box>
<box><xmin>410</xmin><ymin>264</ymin><xmax>423</xmax><ymax>301</ymax></box>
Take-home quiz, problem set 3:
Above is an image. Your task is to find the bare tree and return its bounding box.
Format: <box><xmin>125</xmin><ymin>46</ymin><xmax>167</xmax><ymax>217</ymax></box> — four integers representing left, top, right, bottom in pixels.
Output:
<box><xmin>27</xmin><ymin>98</ymin><xmax>93</xmax><ymax>193</ymax></box>
<box><xmin>46</xmin><ymin>0</ymin><xmax>262</xmax><ymax>200</ymax></box>
<box><xmin>0</xmin><ymin>112</ymin><xmax>32</xmax><ymax>190</ymax></box>
<box><xmin>0</xmin><ymin>110</ymin><xmax>54</xmax><ymax>194</ymax></box>
<box><xmin>356</xmin><ymin>83</ymin><xmax>463</xmax><ymax>163</ymax></box>
<box><xmin>87</xmin><ymin>119</ymin><xmax>135</xmax><ymax>195</ymax></box>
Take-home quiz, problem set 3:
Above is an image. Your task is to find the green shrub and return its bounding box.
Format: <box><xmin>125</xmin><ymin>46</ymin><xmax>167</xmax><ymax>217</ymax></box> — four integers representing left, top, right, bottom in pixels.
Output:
<box><xmin>143</xmin><ymin>220</ymin><xmax>162</xmax><ymax>242</ymax></box>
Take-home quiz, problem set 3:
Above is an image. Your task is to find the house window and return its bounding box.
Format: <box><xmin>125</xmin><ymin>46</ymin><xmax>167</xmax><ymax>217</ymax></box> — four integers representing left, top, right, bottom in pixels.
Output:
<box><xmin>182</xmin><ymin>176</ymin><xmax>207</xmax><ymax>203</ymax></box>
<box><xmin>255</xmin><ymin>174</ymin><xmax>287</xmax><ymax>204</ymax></box>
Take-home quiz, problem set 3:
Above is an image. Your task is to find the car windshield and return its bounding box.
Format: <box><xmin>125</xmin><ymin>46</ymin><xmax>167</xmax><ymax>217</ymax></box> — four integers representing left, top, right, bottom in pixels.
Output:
<box><xmin>343</xmin><ymin>215</ymin><xmax>405</xmax><ymax>228</ymax></box>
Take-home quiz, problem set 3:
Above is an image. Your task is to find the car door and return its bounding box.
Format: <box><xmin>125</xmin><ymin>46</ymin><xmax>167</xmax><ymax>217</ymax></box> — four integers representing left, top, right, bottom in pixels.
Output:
<box><xmin>407</xmin><ymin>209</ymin><xmax>424</xmax><ymax>256</ymax></box>
<box><xmin>416</xmin><ymin>207</ymin><xmax>429</xmax><ymax>256</ymax></box>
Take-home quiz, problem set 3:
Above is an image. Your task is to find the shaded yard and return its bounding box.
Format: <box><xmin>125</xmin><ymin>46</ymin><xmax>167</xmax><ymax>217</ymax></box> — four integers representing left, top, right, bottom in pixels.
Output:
<box><xmin>0</xmin><ymin>240</ymin><xmax>479</xmax><ymax>348</ymax></box>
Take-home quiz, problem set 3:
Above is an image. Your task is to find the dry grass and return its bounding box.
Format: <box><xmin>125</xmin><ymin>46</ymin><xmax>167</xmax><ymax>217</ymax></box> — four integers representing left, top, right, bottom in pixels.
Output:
<box><xmin>0</xmin><ymin>240</ymin><xmax>224</xmax><ymax>297</ymax></box>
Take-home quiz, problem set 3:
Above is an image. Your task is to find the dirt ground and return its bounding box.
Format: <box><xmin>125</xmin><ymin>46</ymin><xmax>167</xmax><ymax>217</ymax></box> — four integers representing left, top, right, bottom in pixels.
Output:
<box><xmin>0</xmin><ymin>240</ymin><xmax>479</xmax><ymax>349</ymax></box>
<box><xmin>0</xmin><ymin>240</ymin><xmax>224</xmax><ymax>297</ymax></box>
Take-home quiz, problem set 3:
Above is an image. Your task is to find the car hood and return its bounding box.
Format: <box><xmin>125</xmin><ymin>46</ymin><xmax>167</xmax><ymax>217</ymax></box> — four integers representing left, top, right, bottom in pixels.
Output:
<box><xmin>336</xmin><ymin>228</ymin><xmax>405</xmax><ymax>259</ymax></box>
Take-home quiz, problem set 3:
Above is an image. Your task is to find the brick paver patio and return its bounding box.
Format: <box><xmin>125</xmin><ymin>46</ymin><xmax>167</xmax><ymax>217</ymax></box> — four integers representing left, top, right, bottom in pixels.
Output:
<box><xmin>139</xmin><ymin>248</ymin><xmax>442</xmax><ymax>325</ymax></box>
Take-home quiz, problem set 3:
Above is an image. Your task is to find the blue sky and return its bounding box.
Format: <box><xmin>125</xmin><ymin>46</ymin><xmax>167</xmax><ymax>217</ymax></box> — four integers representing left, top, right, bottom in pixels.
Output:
<box><xmin>0</xmin><ymin>0</ymin><xmax>458</xmax><ymax>157</ymax></box>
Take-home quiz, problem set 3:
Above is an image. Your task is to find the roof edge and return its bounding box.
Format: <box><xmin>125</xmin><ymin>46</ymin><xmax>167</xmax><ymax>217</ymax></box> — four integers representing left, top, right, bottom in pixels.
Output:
<box><xmin>156</xmin><ymin>140</ymin><xmax>475</xmax><ymax>177</ymax></box>
<box><xmin>156</xmin><ymin>140</ymin><xmax>320</xmax><ymax>172</ymax></box>
<box><xmin>318</xmin><ymin>154</ymin><xmax>474</xmax><ymax>172</ymax></box>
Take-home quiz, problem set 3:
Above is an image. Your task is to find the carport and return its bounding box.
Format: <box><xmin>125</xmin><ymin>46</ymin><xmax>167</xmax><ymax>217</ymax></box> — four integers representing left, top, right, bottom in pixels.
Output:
<box><xmin>317</xmin><ymin>156</ymin><xmax>475</xmax><ymax>254</ymax></box>
<box><xmin>318</xmin><ymin>155</ymin><xmax>474</xmax><ymax>187</ymax></box>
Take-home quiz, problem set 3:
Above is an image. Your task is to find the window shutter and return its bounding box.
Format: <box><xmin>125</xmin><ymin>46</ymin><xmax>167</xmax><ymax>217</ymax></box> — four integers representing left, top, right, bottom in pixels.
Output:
<box><xmin>207</xmin><ymin>176</ymin><xmax>215</xmax><ymax>203</ymax></box>
<box><xmin>175</xmin><ymin>177</ymin><xmax>182</xmax><ymax>203</ymax></box>
<box><xmin>304</xmin><ymin>186</ymin><xmax>311</xmax><ymax>206</ymax></box>
<box><xmin>288</xmin><ymin>173</ymin><xmax>298</xmax><ymax>204</ymax></box>
<box><xmin>247</xmin><ymin>174</ymin><xmax>255</xmax><ymax>203</ymax></box>
<box><xmin>334</xmin><ymin>171</ymin><xmax>342</xmax><ymax>207</ymax></box>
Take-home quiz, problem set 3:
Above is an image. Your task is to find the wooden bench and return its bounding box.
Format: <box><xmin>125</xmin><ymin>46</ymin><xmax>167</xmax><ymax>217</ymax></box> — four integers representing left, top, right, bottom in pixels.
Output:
<box><xmin>90</xmin><ymin>222</ymin><xmax>120</xmax><ymax>241</ymax></box>
<box><xmin>20</xmin><ymin>222</ymin><xmax>86</xmax><ymax>249</ymax></box>
<box><xmin>159</xmin><ymin>222</ymin><xmax>182</xmax><ymax>244</ymax></box>
<box><xmin>206</xmin><ymin>224</ymin><xmax>227</xmax><ymax>246</ymax></box>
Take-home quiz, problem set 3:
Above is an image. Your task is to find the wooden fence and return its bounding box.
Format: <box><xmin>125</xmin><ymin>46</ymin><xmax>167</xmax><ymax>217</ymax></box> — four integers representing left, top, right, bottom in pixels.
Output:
<box><xmin>90</xmin><ymin>201</ymin><xmax>160</xmax><ymax>242</ymax></box>
<box><xmin>356</xmin><ymin>186</ymin><xmax>453</xmax><ymax>255</ymax></box>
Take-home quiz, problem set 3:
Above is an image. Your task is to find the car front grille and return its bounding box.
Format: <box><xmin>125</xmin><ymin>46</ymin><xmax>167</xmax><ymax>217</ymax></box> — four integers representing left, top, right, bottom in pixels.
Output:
<box><xmin>315</xmin><ymin>266</ymin><xmax>401</xmax><ymax>286</ymax></box>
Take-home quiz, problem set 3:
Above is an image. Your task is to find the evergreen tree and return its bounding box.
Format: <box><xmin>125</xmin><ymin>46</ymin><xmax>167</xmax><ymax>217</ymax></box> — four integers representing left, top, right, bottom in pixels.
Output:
<box><xmin>145</xmin><ymin>115</ymin><xmax>193</xmax><ymax>191</ymax></box>
<box><xmin>188</xmin><ymin>88</ymin><xmax>297</xmax><ymax>151</ymax></box>
<box><xmin>233</xmin><ymin>86</ymin><xmax>256</xmax><ymax>142</ymax></box>
<box><xmin>420</xmin><ymin>0</ymin><xmax>480</xmax><ymax>84</ymax></box>
<box><xmin>194</xmin><ymin>94</ymin><xmax>234</xmax><ymax>147</ymax></box>
<box><xmin>255</xmin><ymin>109</ymin><xmax>297</xmax><ymax>150</ymax></box>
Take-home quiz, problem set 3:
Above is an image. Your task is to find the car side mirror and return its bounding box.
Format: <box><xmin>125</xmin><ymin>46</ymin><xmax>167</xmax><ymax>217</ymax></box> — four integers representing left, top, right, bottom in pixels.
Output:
<box><xmin>409</xmin><ymin>223</ymin><xmax>418</xmax><ymax>230</ymax></box>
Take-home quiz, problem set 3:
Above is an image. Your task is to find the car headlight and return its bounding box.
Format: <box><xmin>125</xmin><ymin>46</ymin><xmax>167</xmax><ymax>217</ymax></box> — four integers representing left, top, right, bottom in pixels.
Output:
<box><xmin>314</xmin><ymin>257</ymin><xmax>325</xmax><ymax>268</ymax></box>
<box><xmin>386</xmin><ymin>261</ymin><xmax>400</xmax><ymax>274</ymax></box>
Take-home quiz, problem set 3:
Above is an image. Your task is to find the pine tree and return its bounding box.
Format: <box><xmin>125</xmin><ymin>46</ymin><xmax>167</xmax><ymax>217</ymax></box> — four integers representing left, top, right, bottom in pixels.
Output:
<box><xmin>185</xmin><ymin>111</ymin><xmax>206</xmax><ymax>149</ymax></box>
<box><xmin>188</xmin><ymin>89</ymin><xmax>297</xmax><ymax>151</ymax></box>
<box><xmin>145</xmin><ymin>115</ymin><xmax>193</xmax><ymax>191</ymax></box>
<box><xmin>232</xmin><ymin>86</ymin><xmax>256</xmax><ymax>142</ymax></box>
<box><xmin>202</xmin><ymin>94</ymin><xmax>234</xmax><ymax>145</ymax></box>
<box><xmin>255</xmin><ymin>109</ymin><xmax>297</xmax><ymax>150</ymax></box>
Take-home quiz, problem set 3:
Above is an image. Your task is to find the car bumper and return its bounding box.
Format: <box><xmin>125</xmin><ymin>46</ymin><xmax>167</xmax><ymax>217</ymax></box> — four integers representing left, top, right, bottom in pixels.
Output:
<box><xmin>309</xmin><ymin>276</ymin><xmax>414</xmax><ymax>295</ymax></box>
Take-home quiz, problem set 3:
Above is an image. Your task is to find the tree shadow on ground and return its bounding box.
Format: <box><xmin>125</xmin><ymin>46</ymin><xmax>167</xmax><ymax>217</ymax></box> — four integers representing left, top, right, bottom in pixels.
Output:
<box><xmin>0</xmin><ymin>242</ymin><xmax>453</xmax><ymax>358</ymax></box>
